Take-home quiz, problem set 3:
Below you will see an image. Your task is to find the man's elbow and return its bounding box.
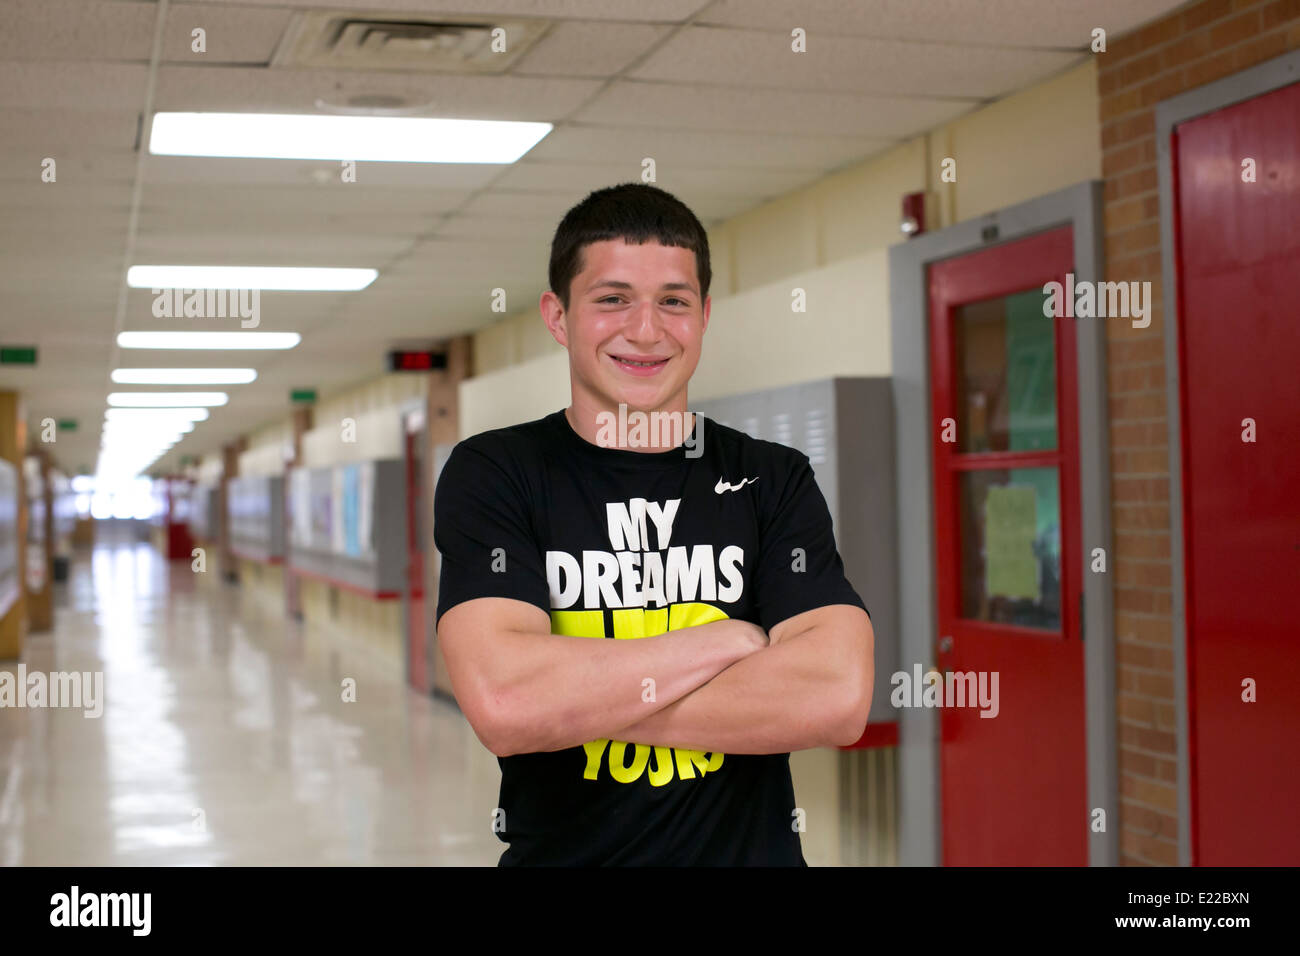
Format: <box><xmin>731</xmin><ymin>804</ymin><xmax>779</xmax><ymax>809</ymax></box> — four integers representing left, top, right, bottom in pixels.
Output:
<box><xmin>478</xmin><ymin>687</ymin><xmax>567</xmax><ymax>756</ymax></box>
<box><xmin>831</xmin><ymin>683</ymin><xmax>873</xmax><ymax>747</ymax></box>
<box><xmin>831</xmin><ymin>623</ymin><xmax>874</xmax><ymax>746</ymax></box>
<box><xmin>462</xmin><ymin>683</ymin><xmax>529</xmax><ymax>757</ymax></box>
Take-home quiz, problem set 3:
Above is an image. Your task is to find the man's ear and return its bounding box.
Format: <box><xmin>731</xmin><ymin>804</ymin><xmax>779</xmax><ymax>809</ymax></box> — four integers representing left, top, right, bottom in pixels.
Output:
<box><xmin>701</xmin><ymin>294</ymin><xmax>711</xmax><ymax>335</ymax></box>
<box><xmin>540</xmin><ymin>290</ymin><xmax>569</xmax><ymax>348</ymax></box>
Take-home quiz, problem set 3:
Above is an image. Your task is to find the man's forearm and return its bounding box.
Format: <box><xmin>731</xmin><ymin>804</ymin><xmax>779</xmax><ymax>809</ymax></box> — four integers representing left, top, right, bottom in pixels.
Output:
<box><xmin>495</xmin><ymin>618</ymin><xmax>755</xmax><ymax>755</ymax></box>
<box><xmin>608</xmin><ymin>623</ymin><xmax>869</xmax><ymax>754</ymax></box>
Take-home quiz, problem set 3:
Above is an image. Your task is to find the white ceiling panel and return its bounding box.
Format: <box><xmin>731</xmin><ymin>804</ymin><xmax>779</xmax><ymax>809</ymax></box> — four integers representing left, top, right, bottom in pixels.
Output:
<box><xmin>0</xmin><ymin>182</ymin><xmax>133</xmax><ymax>211</ymax></box>
<box><xmin>139</xmin><ymin>155</ymin><xmax>504</xmax><ymax>190</ymax></box>
<box><xmin>575</xmin><ymin>80</ymin><xmax>979</xmax><ymax>138</ymax></box>
<box><xmin>130</xmin><ymin>234</ymin><xmax>416</xmax><ymax>265</ymax></box>
<box><xmin>0</xmin><ymin>149</ymin><xmax>137</xmax><ymax>184</ymax></box>
<box><xmin>433</xmin><ymin>215</ymin><xmax>558</xmax><ymax>242</ymax></box>
<box><xmin>527</xmin><ymin>123</ymin><xmax>896</xmax><ymax>171</ymax></box>
<box><xmin>195</xmin><ymin>0</ymin><xmax>715</xmax><ymax>22</ymax></box>
<box><xmin>629</xmin><ymin>26</ymin><xmax>1084</xmax><ymax>99</ymax></box>
<box><xmin>0</xmin><ymin>63</ymin><xmax>149</xmax><ymax>110</ymax></box>
<box><xmin>151</xmin><ymin>66</ymin><xmax>604</xmax><ymax>118</ymax></box>
<box><xmin>512</xmin><ymin>21</ymin><xmax>672</xmax><ymax>76</ymax></box>
<box><xmin>0</xmin><ymin>0</ymin><xmax>156</xmax><ymax>63</ymax></box>
<box><xmin>164</xmin><ymin>3</ymin><xmax>294</xmax><ymax>65</ymax></box>
<box><xmin>495</xmin><ymin>160</ymin><xmax>826</xmax><ymax>201</ymax></box>
<box><xmin>697</xmin><ymin>0</ymin><xmax>1190</xmax><ymax>48</ymax></box>
<box><xmin>0</xmin><ymin>108</ymin><xmax>142</xmax><ymax>148</ymax></box>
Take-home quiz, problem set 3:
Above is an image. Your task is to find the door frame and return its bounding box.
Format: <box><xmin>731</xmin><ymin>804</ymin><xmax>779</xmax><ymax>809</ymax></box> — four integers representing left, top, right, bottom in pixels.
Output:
<box><xmin>1155</xmin><ymin>48</ymin><xmax>1300</xmax><ymax>868</ymax></box>
<box><xmin>397</xmin><ymin>397</ymin><xmax>429</xmax><ymax>693</ymax></box>
<box><xmin>888</xmin><ymin>180</ymin><xmax>1116</xmax><ymax>866</ymax></box>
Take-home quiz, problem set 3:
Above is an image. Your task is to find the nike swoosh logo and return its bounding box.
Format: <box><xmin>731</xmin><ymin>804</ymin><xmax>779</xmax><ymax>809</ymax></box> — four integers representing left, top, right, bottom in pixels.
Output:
<box><xmin>714</xmin><ymin>477</ymin><xmax>759</xmax><ymax>494</ymax></box>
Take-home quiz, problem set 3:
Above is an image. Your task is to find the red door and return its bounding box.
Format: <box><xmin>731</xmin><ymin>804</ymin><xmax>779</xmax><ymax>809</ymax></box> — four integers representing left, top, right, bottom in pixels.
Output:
<box><xmin>929</xmin><ymin>226</ymin><xmax>1087</xmax><ymax>865</ymax></box>
<box><xmin>403</xmin><ymin>417</ymin><xmax>431</xmax><ymax>693</ymax></box>
<box><xmin>1173</xmin><ymin>80</ymin><xmax>1300</xmax><ymax>865</ymax></box>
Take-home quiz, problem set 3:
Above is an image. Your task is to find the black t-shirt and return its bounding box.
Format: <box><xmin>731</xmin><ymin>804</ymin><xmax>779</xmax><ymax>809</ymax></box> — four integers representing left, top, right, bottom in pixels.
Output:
<box><xmin>433</xmin><ymin>409</ymin><xmax>868</xmax><ymax>866</ymax></box>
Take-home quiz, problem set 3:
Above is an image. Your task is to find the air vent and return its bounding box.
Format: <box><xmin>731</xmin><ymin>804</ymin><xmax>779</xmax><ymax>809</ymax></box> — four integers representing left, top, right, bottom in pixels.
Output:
<box><xmin>273</xmin><ymin>11</ymin><xmax>551</xmax><ymax>74</ymax></box>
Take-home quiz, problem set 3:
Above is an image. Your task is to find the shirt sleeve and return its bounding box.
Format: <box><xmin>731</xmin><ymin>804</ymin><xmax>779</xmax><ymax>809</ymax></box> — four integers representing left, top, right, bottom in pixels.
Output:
<box><xmin>752</xmin><ymin>451</ymin><xmax>869</xmax><ymax>633</ymax></box>
<box><xmin>433</xmin><ymin>440</ymin><xmax>551</xmax><ymax>627</ymax></box>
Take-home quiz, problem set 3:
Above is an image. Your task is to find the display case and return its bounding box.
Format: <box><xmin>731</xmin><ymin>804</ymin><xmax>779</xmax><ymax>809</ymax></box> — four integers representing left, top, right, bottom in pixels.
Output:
<box><xmin>228</xmin><ymin>475</ymin><xmax>285</xmax><ymax>563</ymax></box>
<box><xmin>692</xmin><ymin>377</ymin><xmax>900</xmax><ymax>734</ymax></box>
<box><xmin>287</xmin><ymin>459</ymin><xmax>405</xmax><ymax>598</ymax></box>
<box><xmin>24</xmin><ymin>456</ymin><xmax>46</xmax><ymax>595</ymax></box>
<box><xmin>0</xmin><ymin>459</ymin><xmax>17</xmax><ymax>619</ymax></box>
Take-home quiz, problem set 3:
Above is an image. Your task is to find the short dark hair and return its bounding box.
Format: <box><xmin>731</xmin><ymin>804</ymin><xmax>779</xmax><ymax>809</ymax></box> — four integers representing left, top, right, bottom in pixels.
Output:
<box><xmin>548</xmin><ymin>182</ymin><xmax>711</xmax><ymax>312</ymax></box>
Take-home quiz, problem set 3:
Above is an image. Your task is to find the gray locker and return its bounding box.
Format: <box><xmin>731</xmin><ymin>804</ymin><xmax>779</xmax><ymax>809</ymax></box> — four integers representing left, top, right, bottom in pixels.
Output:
<box><xmin>694</xmin><ymin>377</ymin><xmax>900</xmax><ymax>728</ymax></box>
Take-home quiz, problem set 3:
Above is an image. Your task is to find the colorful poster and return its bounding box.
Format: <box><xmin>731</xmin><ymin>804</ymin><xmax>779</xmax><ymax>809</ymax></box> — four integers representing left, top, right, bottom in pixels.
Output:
<box><xmin>330</xmin><ymin>467</ymin><xmax>345</xmax><ymax>554</ymax></box>
<box><xmin>341</xmin><ymin>464</ymin><xmax>361</xmax><ymax>557</ymax></box>
<box><xmin>310</xmin><ymin>468</ymin><xmax>334</xmax><ymax>551</ymax></box>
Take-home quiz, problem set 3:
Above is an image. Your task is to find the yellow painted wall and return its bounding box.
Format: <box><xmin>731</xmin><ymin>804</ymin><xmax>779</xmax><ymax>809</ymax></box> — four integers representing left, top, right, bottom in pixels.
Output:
<box><xmin>301</xmin><ymin>373</ymin><xmax>425</xmax><ymax>469</ymax></box>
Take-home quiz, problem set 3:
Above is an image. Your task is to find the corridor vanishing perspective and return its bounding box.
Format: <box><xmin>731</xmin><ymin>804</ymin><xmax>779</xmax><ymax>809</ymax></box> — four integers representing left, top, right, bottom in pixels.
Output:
<box><xmin>0</xmin><ymin>535</ymin><xmax>501</xmax><ymax>866</ymax></box>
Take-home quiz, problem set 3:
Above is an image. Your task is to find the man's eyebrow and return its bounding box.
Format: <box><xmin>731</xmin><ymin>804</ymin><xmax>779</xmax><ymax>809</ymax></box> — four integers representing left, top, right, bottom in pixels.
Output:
<box><xmin>585</xmin><ymin>279</ymin><xmax>698</xmax><ymax>294</ymax></box>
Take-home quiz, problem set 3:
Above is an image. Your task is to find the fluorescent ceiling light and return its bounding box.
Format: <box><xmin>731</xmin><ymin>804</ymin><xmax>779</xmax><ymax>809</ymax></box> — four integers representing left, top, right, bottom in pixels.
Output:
<box><xmin>117</xmin><ymin>332</ymin><xmax>301</xmax><ymax>350</ymax></box>
<box><xmin>102</xmin><ymin>420</ymin><xmax>193</xmax><ymax>435</ymax></box>
<box><xmin>150</xmin><ymin>112</ymin><xmax>552</xmax><ymax>164</ymax></box>
<box><xmin>105</xmin><ymin>407</ymin><xmax>209</xmax><ymax>422</ymax></box>
<box><xmin>108</xmin><ymin>392</ymin><xmax>229</xmax><ymax>408</ymax></box>
<box><xmin>112</xmin><ymin>368</ymin><xmax>257</xmax><ymax>385</ymax></box>
<box><xmin>127</xmin><ymin>265</ymin><xmax>376</xmax><ymax>291</ymax></box>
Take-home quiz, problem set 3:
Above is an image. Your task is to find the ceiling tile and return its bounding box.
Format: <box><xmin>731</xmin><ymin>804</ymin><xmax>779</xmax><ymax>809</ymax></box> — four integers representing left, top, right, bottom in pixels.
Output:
<box><xmin>629</xmin><ymin>25</ymin><xmax>1083</xmax><ymax>99</ymax></box>
<box><xmin>574</xmin><ymin>79</ymin><xmax>978</xmax><ymax>138</ymax></box>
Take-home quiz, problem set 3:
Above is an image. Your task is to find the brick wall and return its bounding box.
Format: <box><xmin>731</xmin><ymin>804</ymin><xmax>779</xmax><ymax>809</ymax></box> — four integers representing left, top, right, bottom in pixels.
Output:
<box><xmin>1098</xmin><ymin>0</ymin><xmax>1300</xmax><ymax>866</ymax></box>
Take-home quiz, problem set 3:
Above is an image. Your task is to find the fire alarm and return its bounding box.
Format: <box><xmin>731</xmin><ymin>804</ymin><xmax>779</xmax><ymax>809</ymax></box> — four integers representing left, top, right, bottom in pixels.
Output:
<box><xmin>900</xmin><ymin>191</ymin><xmax>927</xmax><ymax>238</ymax></box>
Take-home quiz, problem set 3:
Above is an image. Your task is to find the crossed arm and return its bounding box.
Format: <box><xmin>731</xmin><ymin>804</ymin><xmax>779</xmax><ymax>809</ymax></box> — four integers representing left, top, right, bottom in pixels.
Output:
<box><xmin>612</xmin><ymin>604</ymin><xmax>874</xmax><ymax>754</ymax></box>
<box><xmin>437</xmin><ymin>597</ymin><xmax>874</xmax><ymax>757</ymax></box>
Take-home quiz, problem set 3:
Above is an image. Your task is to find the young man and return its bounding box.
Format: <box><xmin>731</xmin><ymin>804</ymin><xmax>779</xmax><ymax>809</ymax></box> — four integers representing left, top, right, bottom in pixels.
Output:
<box><xmin>434</xmin><ymin>183</ymin><xmax>873</xmax><ymax>866</ymax></box>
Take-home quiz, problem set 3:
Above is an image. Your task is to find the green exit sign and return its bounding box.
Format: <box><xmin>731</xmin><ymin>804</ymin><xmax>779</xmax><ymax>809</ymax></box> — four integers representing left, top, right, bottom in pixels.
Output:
<box><xmin>290</xmin><ymin>388</ymin><xmax>317</xmax><ymax>404</ymax></box>
<box><xmin>1</xmin><ymin>346</ymin><xmax>37</xmax><ymax>365</ymax></box>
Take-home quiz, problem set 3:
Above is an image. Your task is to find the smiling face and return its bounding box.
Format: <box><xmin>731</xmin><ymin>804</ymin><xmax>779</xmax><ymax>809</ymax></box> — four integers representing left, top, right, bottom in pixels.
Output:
<box><xmin>541</xmin><ymin>238</ymin><xmax>710</xmax><ymax>439</ymax></box>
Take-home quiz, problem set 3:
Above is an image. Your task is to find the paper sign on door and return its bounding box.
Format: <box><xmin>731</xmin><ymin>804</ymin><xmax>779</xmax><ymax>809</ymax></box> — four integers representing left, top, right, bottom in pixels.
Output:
<box><xmin>985</xmin><ymin>485</ymin><xmax>1039</xmax><ymax>601</ymax></box>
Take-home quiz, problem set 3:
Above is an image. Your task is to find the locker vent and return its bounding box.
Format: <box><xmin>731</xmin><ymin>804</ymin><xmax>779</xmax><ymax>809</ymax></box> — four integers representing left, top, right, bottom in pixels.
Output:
<box><xmin>838</xmin><ymin>746</ymin><xmax>899</xmax><ymax>865</ymax></box>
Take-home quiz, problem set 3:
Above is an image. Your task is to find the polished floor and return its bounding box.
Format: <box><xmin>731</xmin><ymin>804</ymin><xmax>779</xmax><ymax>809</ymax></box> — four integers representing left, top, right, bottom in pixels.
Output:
<box><xmin>0</xmin><ymin>537</ymin><xmax>503</xmax><ymax>865</ymax></box>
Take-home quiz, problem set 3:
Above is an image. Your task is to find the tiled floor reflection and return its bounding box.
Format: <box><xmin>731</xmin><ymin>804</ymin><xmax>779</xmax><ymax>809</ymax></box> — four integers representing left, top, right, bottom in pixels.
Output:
<box><xmin>0</xmin><ymin>538</ymin><xmax>503</xmax><ymax>865</ymax></box>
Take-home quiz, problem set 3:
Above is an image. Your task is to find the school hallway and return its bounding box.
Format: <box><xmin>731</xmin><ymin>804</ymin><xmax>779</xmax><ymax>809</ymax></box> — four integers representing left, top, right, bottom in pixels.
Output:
<box><xmin>0</xmin><ymin>533</ymin><xmax>502</xmax><ymax>867</ymax></box>
<box><xmin>2</xmin><ymin>0</ymin><xmax>1297</xmax><ymax>876</ymax></box>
